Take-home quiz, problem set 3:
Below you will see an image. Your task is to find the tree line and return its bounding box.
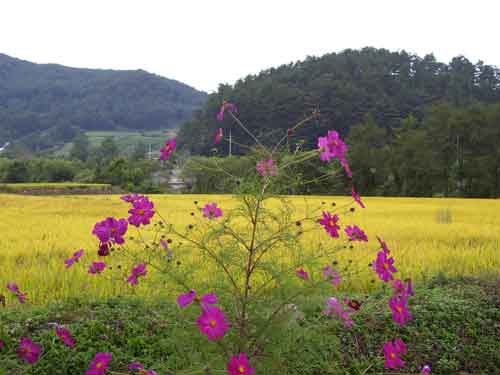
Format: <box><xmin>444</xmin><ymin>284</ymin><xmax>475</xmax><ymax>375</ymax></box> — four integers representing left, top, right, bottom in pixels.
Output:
<box><xmin>178</xmin><ymin>48</ymin><xmax>500</xmax><ymax>157</ymax></box>
<box><xmin>0</xmin><ymin>136</ymin><xmax>166</xmax><ymax>192</ymax></box>
<box><xmin>180</xmin><ymin>101</ymin><xmax>500</xmax><ymax>198</ymax></box>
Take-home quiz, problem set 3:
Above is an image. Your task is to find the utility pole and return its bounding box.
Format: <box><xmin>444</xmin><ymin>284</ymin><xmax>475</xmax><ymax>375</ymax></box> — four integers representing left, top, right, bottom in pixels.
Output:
<box><xmin>148</xmin><ymin>143</ymin><xmax>152</xmax><ymax>160</ymax></box>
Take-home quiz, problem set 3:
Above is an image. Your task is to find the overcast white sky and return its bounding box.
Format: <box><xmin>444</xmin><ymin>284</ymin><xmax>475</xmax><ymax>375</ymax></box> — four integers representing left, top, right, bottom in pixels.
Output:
<box><xmin>1</xmin><ymin>0</ymin><xmax>498</xmax><ymax>92</ymax></box>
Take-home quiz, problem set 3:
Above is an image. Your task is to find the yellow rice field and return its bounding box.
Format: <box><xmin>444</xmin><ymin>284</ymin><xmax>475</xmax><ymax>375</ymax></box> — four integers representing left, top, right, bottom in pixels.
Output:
<box><xmin>1</xmin><ymin>193</ymin><xmax>499</xmax><ymax>305</ymax></box>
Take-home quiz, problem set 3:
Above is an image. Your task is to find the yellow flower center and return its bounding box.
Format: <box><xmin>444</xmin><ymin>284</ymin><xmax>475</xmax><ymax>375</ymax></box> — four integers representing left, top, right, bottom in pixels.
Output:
<box><xmin>23</xmin><ymin>347</ymin><xmax>30</xmax><ymax>353</ymax></box>
<box><xmin>111</xmin><ymin>228</ymin><xmax>116</xmax><ymax>233</ymax></box>
<box><xmin>139</xmin><ymin>209</ymin><xmax>145</xmax><ymax>215</ymax></box>
<box><xmin>383</xmin><ymin>263</ymin><xmax>389</xmax><ymax>270</ymax></box>
<box><xmin>328</xmin><ymin>219</ymin><xmax>335</xmax><ymax>227</ymax></box>
<box><xmin>209</xmin><ymin>319</ymin><xmax>217</xmax><ymax>328</ymax></box>
<box><xmin>390</xmin><ymin>353</ymin><xmax>396</xmax><ymax>359</ymax></box>
<box><xmin>396</xmin><ymin>306</ymin><xmax>403</xmax><ymax>313</ymax></box>
<box><xmin>238</xmin><ymin>365</ymin><xmax>245</xmax><ymax>373</ymax></box>
<box><xmin>96</xmin><ymin>362</ymin><xmax>103</xmax><ymax>369</ymax></box>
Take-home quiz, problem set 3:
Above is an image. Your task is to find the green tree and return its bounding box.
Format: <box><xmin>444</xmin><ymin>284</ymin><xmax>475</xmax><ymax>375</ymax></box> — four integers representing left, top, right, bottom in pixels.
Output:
<box><xmin>131</xmin><ymin>142</ymin><xmax>147</xmax><ymax>160</ymax></box>
<box><xmin>96</xmin><ymin>137</ymin><xmax>119</xmax><ymax>163</ymax></box>
<box><xmin>70</xmin><ymin>134</ymin><xmax>90</xmax><ymax>161</ymax></box>
<box><xmin>4</xmin><ymin>161</ymin><xmax>29</xmax><ymax>182</ymax></box>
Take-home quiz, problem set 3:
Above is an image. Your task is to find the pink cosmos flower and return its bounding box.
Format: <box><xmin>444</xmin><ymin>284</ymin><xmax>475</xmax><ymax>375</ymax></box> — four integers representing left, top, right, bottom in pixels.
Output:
<box><xmin>7</xmin><ymin>282</ymin><xmax>27</xmax><ymax>304</ymax></box>
<box><xmin>129</xmin><ymin>362</ymin><xmax>158</xmax><ymax>375</ymax></box>
<box><xmin>127</xmin><ymin>264</ymin><xmax>147</xmax><ymax>285</ymax></box>
<box><xmin>318</xmin><ymin>211</ymin><xmax>340</xmax><ymax>238</ymax></box>
<box><xmin>17</xmin><ymin>337</ymin><xmax>42</xmax><ymax>364</ymax></box>
<box><xmin>317</xmin><ymin>131</ymin><xmax>348</xmax><ymax>162</ymax></box>
<box><xmin>256</xmin><ymin>159</ymin><xmax>278</xmax><ymax>177</ymax></box>
<box><xmin>0</xmin><ymin>339</ymin><xmax>5</xmax><ymax>350</ymax></box>
<box><xmin>214</xmin><ymin>128</ymin><xmax>223</xmax><ymax>144</ymax></box>
<box><xmin>159</xmin><ymin>138</ymin><xmax>176</xmax><ymax>160</ymax></box>
<box><xmin>128</xmin><ymin>197</ymin><xmax>155</xmax><ymax>227</ymax></box>
<box><xmin>323</xmin><ymin>265</ymin><xmax>341</xmax><ymax>286</ymax></box>
<box><xmin>392</xmin><ymin>279</ymin><xmax>414</xmax><ymax>298</ymax></box>
<box><xmin>129</xmin><ymin>362</ymin><xmax>143</xmax><ymax>370</ymax></box>
<box><xmin>373</xmin><ymin>251</ymin><xmax>397</xmax><ymax>282</ymax></box>
<box><xmin>352</xmin><ymin>187</ymin><xmax>365</xmax><ymax>208</ymax></box>
<box><xmin>216</xmin><ymin>101</ymin><xmax>237</xmax><ymax>121</ymax></box>
<box><xmin>421</xmin><ymin>365</ymin><xmax>431</xmax><ymax>375</ymax></box>
<box><xmin>345</xmin><ymin>225</ymin><xmax>368</xmax><ymax>242</ymax></box>
<box><xmin>323</xmin><ymin>297</ymin><xmax>354</xmax><ymax>328</ymax></box>
<box><xmin>92</xmin><ymin>217</ymin><xmax>128</xmax><ymax>245</ymax></box>
<box><xmin>86</xmin><ymin>352</ymin><xmax>112</xmax><ymax>375</ymax></box>
<box><xmin>202</xmin><ymin>203</ymin><xmax>223</xmax><ymax>219</ymax></box>
<box><xmin>227</xmin><ymin>353</ymin><xmax>255</xmax><ymax>375</ymax></box>
<box><xmin>56</xmin><ymin>326</ymin><xmax>76</xmax><ymax>347</ymax></box>
<box><xmin>200</xmin><ymin>292</ymin><xmax>218</xmax><ymax>306</ymax></box>
<box><xmin>406</xmin><ymin>279</ymin><xmax>414</xmax><ymax>296</ymax></box>
<box><xmin>88</xmin><ymin>261</ymin><xmax>106</xmax><ymax>275</ymax></box>
<box><xmin>97</xmin><ymin>243</ymin><xmax>110</xmax><ymax>257</ymax></box>
<box><xmin>65</xmin><ymin>248</ymin><xmax>84</xmax><ymax>268</ymax></box>
<box><xmin>377</xmin><ymin>236</ymin><xmax>390</xmax><ymax>253</ymax></box>
<box><xmin>389</xmin><ymin>295</ymin><xmax>412</xmax><ymax>326</ymax></box>
<box><xmin>177</xmin><ymin>290</ymin><xmax>218</xmax><ymax>308</ymax></box>
<box><xmin>120</xmin><ymin>193</ymin><xmax>144</xmax><ymax>203</ymax></box>
<box><xmin>177</xmin><ymin>290</ymin><xmax>197</xmax><ymax>308</ymax></box>
<box><xmin>383</xmin><ymin>339</ymin><xmax>407</xmax><ymax>369</ymax></box>
<box><xmin>317</xmin><ymin>131</ymin><xmax>353</xmax><ymax>177</ymax></box>
<box><xmin>340</xmin><ymin>156</ymin><xmax>353</xmax><ymax>178</ymax></box>
<box><xmin>196</xmin><ymin>306</ymin><xmax>230</xmax><ymax>341</ymax></box>
<box><xmin>296</xmin><ymin>268</ymin><xmax>309</xmax><ymax>281</ymax></box>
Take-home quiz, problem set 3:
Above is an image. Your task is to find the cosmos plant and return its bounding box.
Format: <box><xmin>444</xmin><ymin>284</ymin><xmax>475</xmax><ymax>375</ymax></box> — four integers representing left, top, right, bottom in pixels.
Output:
<box><xmin>2</xmin><ymin>101</ymin><xmax>427</xmax><ymax>374</ymax></box>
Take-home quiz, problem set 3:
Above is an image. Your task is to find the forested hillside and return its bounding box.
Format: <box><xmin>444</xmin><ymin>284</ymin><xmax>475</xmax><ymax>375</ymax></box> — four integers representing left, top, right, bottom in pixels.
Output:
<box><xmin>178</xmin><ymin>47</ymin><xmax>500</xmax><ymax>155</ymax></box>
<box><xmin>0</xmin><ymin>53</ymin><xmax>207</xmax><ymax>149</ymax></box>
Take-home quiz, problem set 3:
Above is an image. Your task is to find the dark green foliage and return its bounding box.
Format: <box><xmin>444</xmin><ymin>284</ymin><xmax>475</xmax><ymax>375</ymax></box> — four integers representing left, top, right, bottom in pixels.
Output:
<box><xmin>95</xmin><ymin>157</ymin><xmax>158</xmax><ymax>190</ymax></box>
<box><xmin>3</xmin><ymin>160</ymin><xmax>29</xmax><ymax>182</ymax></box>
<box><xmin>0</xmin><ymin>159</ymin><xmax>79</xmax><ymax>183</ymax></box>
<box><xmin>178</xmin><ymin>48</ymin><xmax>500</xmax><ymax>156</ymax></box>
<box><xmin>131</xmin><ymin>142</ymin><xmax>147</xmax><ymax>161</ymax></box>
<box><xmin>346</xmin><ymin>102</ymin><xmax>500</xmax><ymax>197</ymax></box>
<box><xmin>69</xmin><ymin>134</ymin><xmax>90</xmax><ymax>162</ymax></box>
<box><xmin>93</xmin><ymin>137</ymin><xmax>119</xmax><ymax>165</ymax></box>
<box><xmin>1</xmin><ymin>277</ymin><xmax>498</xmax><ymax>374</ymax></box>
<box><xmin>0</xmin><ymin>155</ymin><xmax>163</xmax><ymax>192</ymax></box>
<box><xmin>0</xmin><ymin>53</ymin><xmax>207</xmax><ymax>149</ymax></box>
<box><xmin>182</xmin><ymin>100</ymin><xmax>500</xmax><ymax>197</ymax></box>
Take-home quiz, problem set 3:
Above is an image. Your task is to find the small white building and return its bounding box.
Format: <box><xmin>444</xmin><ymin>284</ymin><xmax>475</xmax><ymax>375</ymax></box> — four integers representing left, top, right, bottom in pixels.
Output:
<box><xmin>0</xmin><ymin>142</ymin><xmax>10</xmax><ymax>153</ymax></box>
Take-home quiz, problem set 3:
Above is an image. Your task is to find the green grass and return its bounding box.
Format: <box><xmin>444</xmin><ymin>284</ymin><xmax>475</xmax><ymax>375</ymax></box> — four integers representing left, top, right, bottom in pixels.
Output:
<box><xmin>1</xmin><ymin>276</ymin><xmax>499</xmax><ymax>374</ymax></box>
<box><xmin>85</xmin><ymin>129</ymin><xmax>177</xmax><ymax>153</ymax></box>
<box><xmin>55</xmin><ymin>129</ymin><xmax>177</xmax><ymax>157</ymax></box>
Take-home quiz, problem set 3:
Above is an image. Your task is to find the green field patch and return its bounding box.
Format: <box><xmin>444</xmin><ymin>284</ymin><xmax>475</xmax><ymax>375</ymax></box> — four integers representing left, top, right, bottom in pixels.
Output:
<box><xmin>0</xmin><ymin>182</ymin><xmax>112</xmax><ymax>194</ymax></box>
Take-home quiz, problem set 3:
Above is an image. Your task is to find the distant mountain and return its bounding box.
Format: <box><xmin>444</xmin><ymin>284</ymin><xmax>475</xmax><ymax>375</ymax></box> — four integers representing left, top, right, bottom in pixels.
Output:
<box><xmin>178</xmin><ymin>47</ymin><xmax>500</xmax><ymax>155</ymax></box>
<box><xmin>0</xmin><ymin>53</ymin><xmax>207</xmax><ymax>149</ymax></box>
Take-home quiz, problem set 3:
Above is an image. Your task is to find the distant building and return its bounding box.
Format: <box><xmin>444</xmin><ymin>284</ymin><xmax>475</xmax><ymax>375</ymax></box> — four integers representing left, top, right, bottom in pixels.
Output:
<box><xmin>0</xmin><ymin>142</ymin><xmax>10</xmax><ymax>153</ymax></box>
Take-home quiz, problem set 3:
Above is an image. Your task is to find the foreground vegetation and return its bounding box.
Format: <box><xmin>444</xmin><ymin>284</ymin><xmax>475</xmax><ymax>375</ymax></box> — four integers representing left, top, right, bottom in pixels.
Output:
<box><xmin>1</xmin><ymin>193</ymin><xmax>499</xmax><ymax>305</ymax></box>
<box><xmin>1</xmin><ymin>276</ymin><xmax>499</xmax><ymax>374</ymax></box>
<box><xmin>2</xmin><ymin>105</ymin><xmax>499</xmax><ymax>375</ymax></box>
